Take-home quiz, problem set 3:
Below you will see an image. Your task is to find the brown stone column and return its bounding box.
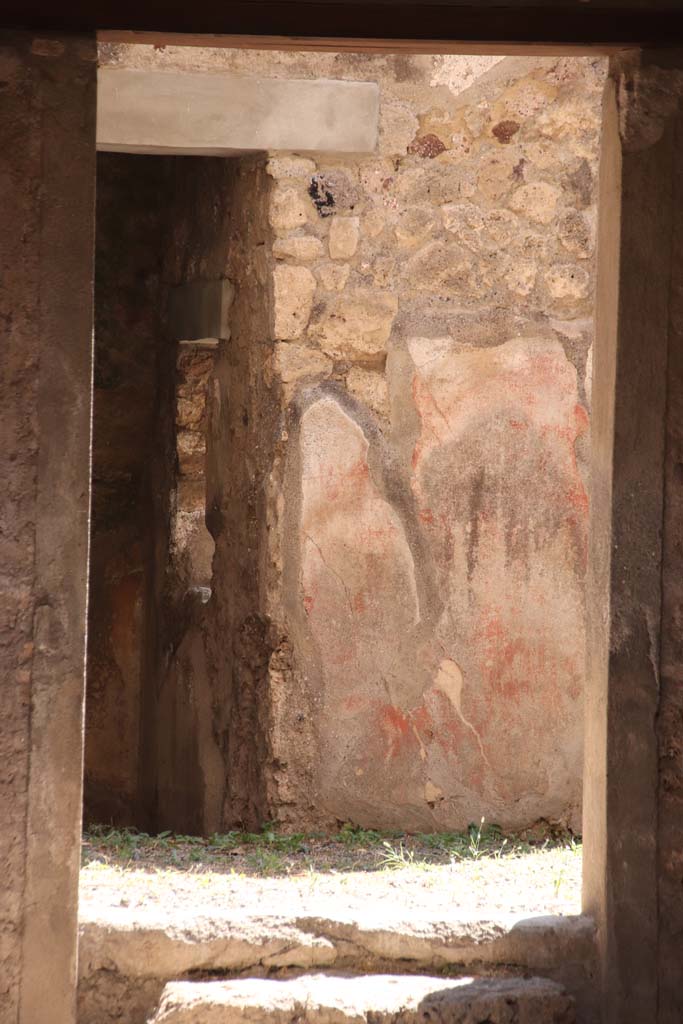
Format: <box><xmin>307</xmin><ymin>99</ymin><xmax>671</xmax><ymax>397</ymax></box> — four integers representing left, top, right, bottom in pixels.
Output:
<box><xmin>0</xmin><ymin>31</ymin><xmax>96</xmax><ymax>1024</ymax></box>
<box><xmin>583</xmin><ymin>51</ymin><xmax>683</xmax><ymax>1024</ymax></box>
<box><xmin>655</xmin><ymin>55</ymin><xmax>683</xmax><ymax>1024</ymax></box>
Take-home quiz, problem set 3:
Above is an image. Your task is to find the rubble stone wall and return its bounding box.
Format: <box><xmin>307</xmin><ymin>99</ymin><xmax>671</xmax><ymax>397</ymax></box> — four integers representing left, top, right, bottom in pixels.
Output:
<box><xmin>99</xmin><ymin>44</ymin><xmax>605</xmax><ymax>831</ymax></box>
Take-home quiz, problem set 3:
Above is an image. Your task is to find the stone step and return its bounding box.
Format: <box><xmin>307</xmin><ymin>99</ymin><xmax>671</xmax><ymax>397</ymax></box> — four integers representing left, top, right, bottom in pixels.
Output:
<box><xmin>149</xmin><ymin>973</ymin><xmax>575</xmax><ymax>1024</ymax></box>
<box><xmin>78</xmin><ymin>908</ymin><xmax>596</xmax><ymax>1024</ymax></box>
<box><xmin>79</xmin><ymin>906</ymin><xmax>595</xmax><ymax>981</ymax></box>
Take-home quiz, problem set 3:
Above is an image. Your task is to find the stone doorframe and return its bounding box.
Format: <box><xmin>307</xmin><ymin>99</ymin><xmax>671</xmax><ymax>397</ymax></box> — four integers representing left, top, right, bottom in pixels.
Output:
<box><xmin>4</xmin><ymin>25</ymin><xmax>682</xmax><ymax>1024</ymax></box>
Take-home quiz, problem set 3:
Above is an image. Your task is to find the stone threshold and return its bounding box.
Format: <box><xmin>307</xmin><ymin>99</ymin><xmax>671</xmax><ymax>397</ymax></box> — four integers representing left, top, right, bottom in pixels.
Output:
<box><xmin>77</xmin><ymin>907</ymin><xmax>596</xmax><ymax>1024</ymax></box>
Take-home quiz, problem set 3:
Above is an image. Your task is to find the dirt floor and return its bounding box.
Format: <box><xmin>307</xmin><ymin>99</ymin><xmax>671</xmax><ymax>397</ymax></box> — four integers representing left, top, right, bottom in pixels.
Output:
<box><xmin>80</xmin><ymin>823</ymin><xmax>582</xmax><ymax>918</ymax></box>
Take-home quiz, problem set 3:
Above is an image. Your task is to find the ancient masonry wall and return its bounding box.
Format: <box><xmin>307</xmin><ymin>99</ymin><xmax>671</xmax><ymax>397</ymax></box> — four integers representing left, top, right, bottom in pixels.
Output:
<box><xmin>265</xmin><ymin>54</ymin><xmax>603</xmax><ymax>831</ymax></box>
<box><xmin>154</xmin><ymin>156</ymin><xmax>286</xmax><ymax>833</ymax></box>
<box><xmin>99</xmin><ymin>44</ymin><xmax>605</xmax><ymax>832</ymax></box>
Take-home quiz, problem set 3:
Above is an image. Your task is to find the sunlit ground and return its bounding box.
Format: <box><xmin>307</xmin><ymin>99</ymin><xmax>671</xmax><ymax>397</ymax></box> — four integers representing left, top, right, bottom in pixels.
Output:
<box><xmin>80</xmin><ymin>822</ymin><xmax>582</xmax><ymax>918</ymax></box>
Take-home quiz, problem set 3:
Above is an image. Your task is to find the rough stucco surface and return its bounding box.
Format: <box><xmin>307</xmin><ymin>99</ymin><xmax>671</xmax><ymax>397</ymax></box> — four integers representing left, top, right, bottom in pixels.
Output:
<box><xmin>97</xmin><ymin>45</ymin><xmax>604</xmax><ymax>832</ymax></box>
<box><xmin>0</xmin><ymin>37</ymin><xmax>39</xmax><ymax>1017</ymax></box>
<box><xmin>293</xmin><ymin>339</ymin><xmax>587</xmax><ymax>829</ymax></box>
<box><xmin>0</xmin><ymin>30</ymin><xmax>96</xmax><ymax>1024</ymax></box>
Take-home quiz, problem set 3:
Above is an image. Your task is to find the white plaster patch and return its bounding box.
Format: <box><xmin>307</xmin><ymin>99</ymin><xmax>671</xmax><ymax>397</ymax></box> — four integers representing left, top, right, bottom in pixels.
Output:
<box><xmin>430</xmin><ymin>55</ymin><xmax>506</xmax><ymax>95</ymax></box>
<box><xmin>435</xmin><ymin>659</ymin><xmax>488</xmax><ymax>763</ymax></box>
<box><xmin>435</xmin><ymin>658</ymin><xmax>465</xmax><ymax>710</ymax></box>
<box><xmin>407</xmin><ymin>336</ymin><xmax>455</xmax><ymax>369</ymax></box>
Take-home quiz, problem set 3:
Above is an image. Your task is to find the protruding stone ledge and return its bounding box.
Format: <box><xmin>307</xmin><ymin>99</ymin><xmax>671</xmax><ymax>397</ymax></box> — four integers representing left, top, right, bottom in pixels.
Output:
<box><xmin>169</xmin><ymin>278</ymin><xmax>234</xmax><ymax>345</ymax></box>
<box><xmin>79</xmin><ymin>906</ymin><xmax>596</xmax><ymax>978</ymax></box>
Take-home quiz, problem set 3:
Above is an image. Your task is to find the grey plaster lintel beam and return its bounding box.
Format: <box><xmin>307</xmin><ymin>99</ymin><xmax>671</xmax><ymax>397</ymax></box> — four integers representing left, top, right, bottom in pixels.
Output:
<box><xmin>97</xmin><ymin>68</ymin><xmax>380</xmax><ymax>155</ymax></box>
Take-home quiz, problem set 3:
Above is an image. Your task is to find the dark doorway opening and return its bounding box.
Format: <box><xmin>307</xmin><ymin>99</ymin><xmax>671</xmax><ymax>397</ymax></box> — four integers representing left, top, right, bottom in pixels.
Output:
<box><xmin>84</xmin><ymin>152</ymin><xmax>177</xmax><ymax>829</ymax></box>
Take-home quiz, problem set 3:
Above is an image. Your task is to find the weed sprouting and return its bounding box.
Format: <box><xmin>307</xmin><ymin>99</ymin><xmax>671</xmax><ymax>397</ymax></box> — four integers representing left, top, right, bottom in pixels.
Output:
<box><xmin>246</xmin><ymin>847</ymin><xmax>286</xmax><ymax>875</ymax></box>
<box><xmin>467</xmin><ymin>817</ymin><xmax>486</xmax><ymax>860</ymax></box>
<box><xmin>338</xmin><ymin>823</ymin><xmax>385</xmax><ymax>847</ymax></box>
<box><xmin>378</xmin><ymin>841</ymin><xmax>432</xmax><ymax>872</ymax></box>
<box><xmin>379</xmin><ymin>841</ymin><xmax>416</xmax><ymax>870</ymax></box>
<box><xmin>82</xmin><ymin>820</ymin><xmax>581</xmax><ymax>894</ymax></box>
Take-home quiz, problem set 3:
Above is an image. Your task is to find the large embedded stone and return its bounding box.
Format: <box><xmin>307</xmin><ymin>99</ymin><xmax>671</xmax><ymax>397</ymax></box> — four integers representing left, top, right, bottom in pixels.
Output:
<box><xmin>267</xmin><ymin>155</ymin><xmax>317</xmax><ymax>180</ymax></box>
<box><xmin>505</xmin><ymin>260</ymin><xmax>538</xmax><ymax>296</ymax></box>
<box><xmin>395</xmin><ymin>205</ymin><xmax>442</xmax><ymax>250</ymax></box>
<box><xmin>544</xmin><ymin>264</ymin><xmax>591</xmax><ymax>306</ymax></box>
<box><xmin>273</xmin><ymin>236</ymin><xmax>324</xmax><ymax>262</ymax></box>
<box><xmin>328</xmin><ymin>216</ymin><xmax>360</xmax><ymax>259</ymax></box>
<box><xmin>346</xmin><ymin>367</ymin><xmax>390</xmax><ymax>420</ymax></box>
<box><xmin>361</xmin><ymin>206</ymin><xmax>387</xmax><ymax>239</ymax></box>
<box><xmin>273</xmin><ymin>265</ymin><xmax>316</xmax><ymax>340</ymax></box>
<box><xmin>308</xmin><ymin>290</ymin><xmax>398</xmax><ymax>359</ymax></box>
<box><xmin>309</xmin><ymin>169</ymin><xmax>362</xmax><ymax>217</ymax></box>
<box><xmin>273</xmin><ymin>343</ymin><xmax>332</xmax><ymax>385</ymax></box>
<box><xmin>315</xmin><ymin>262</ymin><xmax>351</xmax><ymax>292</ymax></box>
<box><xmin>509</xmin><ymin>181</ymin><xmax>562</xmax><ymax>224</ymax></box>
<box><xmin>402</xmin><ymin>241</ymin><xmax>475</xmax><ymax>295</ymax></box>
<box><xmin>441</xmin><ymin>202</ymin><xmax>484</xmax><ymax>240</ymax></box>
<box><xmin>270</xmin><ymin>187</ymin><xmax>310</xmax><ymax>233</ymax></box>
<box><xmin>475</xmin><ymin>150</ymin><xmax>519</xmax><ymax>200</ymax></box>
<box><xmin>395</xmin><ymin>160</ymin><xmax>477</xmax><ymax>207</ymax></box>
<box><xmin>491</xmin><ymin>76</ymin><xmax>558</xmax><ymax>122</ymax></box>
<box><xmin>558</xmin><ymin>210</ymin><xmax>594</xmax><ymax>258</ymax></box>
<box><xmin>379</xmin><ymin>98</ymin><xmax>419</xmax><ymax>154</ymax></box>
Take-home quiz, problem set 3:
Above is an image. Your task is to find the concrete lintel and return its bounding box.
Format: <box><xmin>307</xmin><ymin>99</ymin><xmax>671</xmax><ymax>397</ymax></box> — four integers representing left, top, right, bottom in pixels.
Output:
<box><xmin>97</xmin><ymin>69</ymin><xmax>379</xmax><ymax>155</ymax></box>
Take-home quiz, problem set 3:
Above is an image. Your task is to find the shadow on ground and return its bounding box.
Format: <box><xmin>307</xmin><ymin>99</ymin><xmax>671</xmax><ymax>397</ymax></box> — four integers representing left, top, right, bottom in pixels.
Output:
<box><xmin>82</xmin><ymin>821</ymin><xmax>579</xmax><ymax>878</ymax></box>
